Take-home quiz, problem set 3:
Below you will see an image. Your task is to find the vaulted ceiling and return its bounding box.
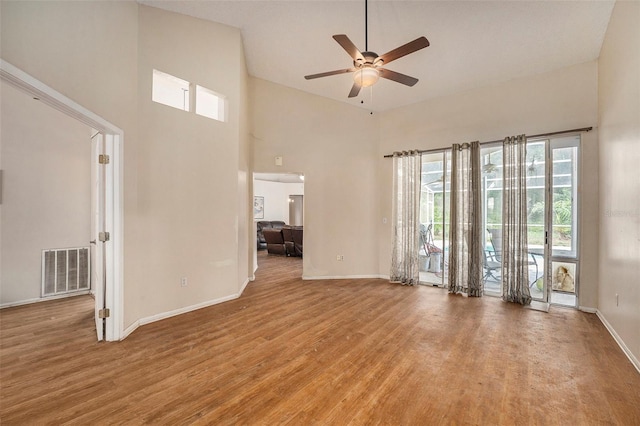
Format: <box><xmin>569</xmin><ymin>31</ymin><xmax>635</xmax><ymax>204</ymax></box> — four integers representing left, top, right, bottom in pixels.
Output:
<box><xmin>140</xmin><ymin>1</ymin><xmax>615</xmax><ymax>112</ymax></box>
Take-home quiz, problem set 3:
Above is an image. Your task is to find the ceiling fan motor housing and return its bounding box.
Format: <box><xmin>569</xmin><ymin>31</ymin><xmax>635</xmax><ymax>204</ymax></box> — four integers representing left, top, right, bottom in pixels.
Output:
<box><xmin>355</xmin><ymin>52</ymin><xmax>382</xmax><ymax>68</ymax></box>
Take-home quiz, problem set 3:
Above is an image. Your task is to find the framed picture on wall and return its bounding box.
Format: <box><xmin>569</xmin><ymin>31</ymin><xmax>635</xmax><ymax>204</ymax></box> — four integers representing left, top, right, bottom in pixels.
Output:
<box><xmin>254</xmin><ymin>196</ymin><xmax>264</xmax><ymax>219</ymax></box>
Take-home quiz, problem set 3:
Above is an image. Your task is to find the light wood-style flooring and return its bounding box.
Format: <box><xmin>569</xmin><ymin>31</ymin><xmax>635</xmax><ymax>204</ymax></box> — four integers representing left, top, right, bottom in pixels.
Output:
<box><xmin>1</xmin><ymin>251</ymin><xmax>639</xmax><ymax>424</ymax></box>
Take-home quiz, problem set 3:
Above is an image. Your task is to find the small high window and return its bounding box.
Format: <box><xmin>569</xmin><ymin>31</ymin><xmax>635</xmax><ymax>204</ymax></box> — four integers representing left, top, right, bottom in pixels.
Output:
<box><xmin>152</xmin><ymin>69</ymin><xmax>190</xmax><ymax>112</ymax></box>
<box><xmin>195</xmin><ymin>85</ymin><xmax>227</xmax><ymax>122</ymax></box>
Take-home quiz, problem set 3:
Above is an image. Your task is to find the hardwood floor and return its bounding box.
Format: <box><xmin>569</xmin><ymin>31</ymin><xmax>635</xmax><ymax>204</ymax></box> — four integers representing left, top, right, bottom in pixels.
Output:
<box><xmin>1</xmin><ymin>251</ymin><xmax>639</xmax><ymax>424</ymax></box>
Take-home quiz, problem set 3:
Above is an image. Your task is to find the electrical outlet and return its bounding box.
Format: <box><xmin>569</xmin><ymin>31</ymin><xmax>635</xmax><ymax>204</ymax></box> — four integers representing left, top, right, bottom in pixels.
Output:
<box><xmin>181</xmin><ymin>277</ymin><xmax>188</xmax><ymax>287</ymax></box>
<box><xmin>336</xmin><ymin>255</ymin><xmax>344</xmax><ymax>261</ymax></box>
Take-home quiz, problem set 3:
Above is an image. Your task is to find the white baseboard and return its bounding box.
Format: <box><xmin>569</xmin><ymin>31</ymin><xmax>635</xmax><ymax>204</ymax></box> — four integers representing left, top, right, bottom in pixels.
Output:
<box><xmin>239</xmin><ymin>277</ymin><xmax>251</xmax><ymax>294</ymax></box>
<box><xmin>122</xmin><ymin>279</ymin><xmax>255</xmax><ymax>340</ymax></box>
<box><xmin>579</xmin><ymin>306</ymin><xmax>597</xmax><ymax>313</ymax></box>
<box><xmin>0</xmin><ymin>291</ymin><xmax>91</xmax><ymax>309</ymax></box>
<box><xmin>596</xmin><ymin>309</ymin><xmax>640</xmax><ymax>374</ymax></box>
<box><xmin>122</xmin><ymin>294</ymin><xmax>239</xmax><ymax>340</ymax></box>
<box><xmin>122</xmin><ymin>320</ymin><xmax>140</xmax><ymax>340</ymax></box>
<box><xmin>141</xmin><ymin>293</ymin><xmax>238</xmax><ymax>325</ymax></box>
<box><xmin>302</xmin><ymin>274</ymin><xmax>388</xmax><ymax>281</ymax></box>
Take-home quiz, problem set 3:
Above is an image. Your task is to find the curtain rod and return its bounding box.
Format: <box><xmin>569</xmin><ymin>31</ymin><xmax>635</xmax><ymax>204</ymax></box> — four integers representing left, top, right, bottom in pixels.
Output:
<box><xmin>383</xmin><ymin>126</ymin><xmax>593</xmax><ymax>158</ymax></box>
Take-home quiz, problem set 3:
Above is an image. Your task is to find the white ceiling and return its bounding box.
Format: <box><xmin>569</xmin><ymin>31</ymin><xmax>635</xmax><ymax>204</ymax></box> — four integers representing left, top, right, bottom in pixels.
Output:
<box><xmin>139</xmin><ymin>0</ymin><xmax>615</xmax><ymax>112</ymax></box>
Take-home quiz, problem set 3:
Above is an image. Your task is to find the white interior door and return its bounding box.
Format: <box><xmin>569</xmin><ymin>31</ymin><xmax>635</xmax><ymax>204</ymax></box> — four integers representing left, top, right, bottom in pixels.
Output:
<box><xmin>91</xmin><ymin>132</ymin><xmax>105</xmax><ymax>341</ymax></box>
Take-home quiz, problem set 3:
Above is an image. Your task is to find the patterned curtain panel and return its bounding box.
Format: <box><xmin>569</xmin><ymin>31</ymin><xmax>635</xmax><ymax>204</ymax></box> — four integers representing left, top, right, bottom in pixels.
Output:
<box><xmin>502</xmin><ymin>135</ymin><xmax>532</xmax><ymax>305</ymax></box>
<box><xmin>390</xmin><ymin>150</ymin><xmax>422</xmax><ymax>285</ymax></box>
<box><xmin>447</xmin><ymin>142</ymin><xmax>483</xmax><ymax>296</ymax></box>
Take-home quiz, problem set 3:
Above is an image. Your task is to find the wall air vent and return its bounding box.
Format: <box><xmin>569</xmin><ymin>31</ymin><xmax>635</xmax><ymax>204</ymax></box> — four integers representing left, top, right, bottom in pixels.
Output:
<box><xmin>42</xmin><ymin>247</ymin><xmax>90</xmax><ymax>297</ymax></box>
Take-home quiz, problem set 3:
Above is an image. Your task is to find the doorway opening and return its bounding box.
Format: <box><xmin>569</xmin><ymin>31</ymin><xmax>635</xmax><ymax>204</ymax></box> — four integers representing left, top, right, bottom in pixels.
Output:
<box><xmin>253</xmin><ymin>172</ymin><xmax>304</xmax><ymax>275</ymax></box>
<box><xmin>1</xmin><ymin>60</ymin><xmax>124</xmax><ymax>341</ymax></box>
<box><xmin>2</xmin><ymin>80</ymin><xmax>93</xmax><ymax>308</ymax></box>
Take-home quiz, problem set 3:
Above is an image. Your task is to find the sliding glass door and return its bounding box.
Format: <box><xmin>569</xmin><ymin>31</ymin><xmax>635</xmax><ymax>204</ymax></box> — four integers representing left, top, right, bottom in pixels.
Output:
<box><xmin>419</xmin><ymin>152</ymin><xmax>450</xmax><ymax>286</ymax></box>
<box><xmin>480</xmin><ymin>135</ymin><xmax>580</xmax><ymax>306</ymax></box>
<box><xmin>548</xmin><ymin>137</ymin><xmax>580</xmax><ymax>307</ymax></box>
<box><xmin>481</xmin><ymin>144</ymin><xmax>503</xmax><ymax>295</ymax></box>
<box><xmin>525</xmin><ymin>140</ymin><xmax>547</xmax><ymax>301</ymax></box>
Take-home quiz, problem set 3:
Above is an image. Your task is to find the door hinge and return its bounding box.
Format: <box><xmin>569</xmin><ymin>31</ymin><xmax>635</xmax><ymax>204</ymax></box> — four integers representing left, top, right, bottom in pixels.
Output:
<box><xmin>98</xmin><ymin>308</ymin><xmax>110</xmax><ymax>319</ymax></box>
<box><xmin>98</xmin><ymin>154</ymin><xmax>110</xmax><ymax>164</ymax></box>
<box><xmin>99</xmin><ymin>231</ymin><xmax>110</xmax><ymax>242</ymax></box>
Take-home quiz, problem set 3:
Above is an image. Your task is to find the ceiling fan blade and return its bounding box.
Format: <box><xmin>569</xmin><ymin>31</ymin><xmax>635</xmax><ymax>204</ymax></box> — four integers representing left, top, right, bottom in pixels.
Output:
<box><xmin>305</xmin><ymin>68</ymin><xmax>356</xmax><ymax>80</ymax></box>
<box><xmin>333</xmin><ymin>34</ymin><xmax>365</xmax><ymax>62</ymax></box>
<box><xmin>348</xmin><ymin>81</ymin><xmax>362</xmax><ymax>98</ymax></box>
<box><xmin>379</xmin><ymin>69</ymin><xmax>419</xmax><ymax>86</ymax></box>
<box><xmin>378</xmin><ymin>37</ymin><xmax>430</xmax><ymax>65</ymax></box>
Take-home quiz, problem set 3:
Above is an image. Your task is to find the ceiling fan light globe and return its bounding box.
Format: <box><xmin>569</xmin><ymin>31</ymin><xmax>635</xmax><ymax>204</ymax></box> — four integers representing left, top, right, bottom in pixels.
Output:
<box><xmin>483</xmin><ymin>163</ymin><xmax>497</xmax><ymax>174</ymax></box>
<box><xmin>354</xmin><ymin>68</ymin><xmax>379</xmax><ymax>87</ymax></box>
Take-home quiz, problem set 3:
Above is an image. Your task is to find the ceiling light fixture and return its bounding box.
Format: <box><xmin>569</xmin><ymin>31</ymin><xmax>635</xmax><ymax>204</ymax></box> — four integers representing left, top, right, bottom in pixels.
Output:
<box><xmin>354</xmin><ymin>67</ymin><xmax>380</xmax><ymax>87</ymax></box>
<box><xmin>304</xmin><ymin>0</ymin><xmax>429</xmax><ymax>98</ymax></box>
<box><xmin>483</xmin><ymin>150</ymin><xmax>498</xmax><ymax>174</ymax></box>
<box><xmin>528</xmin><ymin>157</ymin><xmax>537</xmax><ymax>174</ymax></box>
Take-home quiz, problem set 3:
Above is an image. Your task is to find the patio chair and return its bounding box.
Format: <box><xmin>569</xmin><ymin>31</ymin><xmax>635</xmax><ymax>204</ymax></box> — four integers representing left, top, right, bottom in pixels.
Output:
<box><xmin>420</xmin><ymin>223</ymin><xmax>442</xmax><ymax>256</ymax></box>
<box><xmin>420</xmin><ymin>223</ymin><xmax>444</xmax><ymax>274</ymax></box>
<box><xmin>487</xmin><ymin>228</ymin><xmax>539</xmax><ymax>287</ymax></box>
<box><xmin>482</xmin><ymin>229</ymin><xmax>500</xmax><ymax>282</ymax></box>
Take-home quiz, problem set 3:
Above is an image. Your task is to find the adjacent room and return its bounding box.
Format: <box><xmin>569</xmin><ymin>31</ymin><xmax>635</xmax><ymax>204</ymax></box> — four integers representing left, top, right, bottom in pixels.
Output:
<box><xmin>1</xmin><ymin>0</ymin><xmax>638</xmax><ymax>423</ymax></box>
<box><xmin>254</xmin><ymin>172</ymin><xmax>304</xmax><ymax>260</ymax></box>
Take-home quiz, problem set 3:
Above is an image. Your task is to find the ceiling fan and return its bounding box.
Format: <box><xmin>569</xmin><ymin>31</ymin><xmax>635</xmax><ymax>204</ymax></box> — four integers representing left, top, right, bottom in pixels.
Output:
<box><xmin>304</xmin><ymin>0</ymin><xmax>430</xmax><ymax>98</ymax></box>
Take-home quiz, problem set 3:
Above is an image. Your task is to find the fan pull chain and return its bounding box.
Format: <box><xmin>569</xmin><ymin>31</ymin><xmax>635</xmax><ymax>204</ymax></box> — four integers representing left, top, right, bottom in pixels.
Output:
<box><xmin>370</xmin><ymin>85</ymin><xmax>374</xmax><ymax>114</ymax></box>
<box><xmin>359</xmin><ymin>88</ymin><xmax>374</xmax><ymax>115</ymax></box>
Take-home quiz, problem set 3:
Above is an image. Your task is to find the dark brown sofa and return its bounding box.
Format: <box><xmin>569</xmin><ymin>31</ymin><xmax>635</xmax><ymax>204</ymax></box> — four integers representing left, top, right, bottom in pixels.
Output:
<box><xmin>262</xmin><ymin>225</ymin><xmax>303</xmax><ymax>257</ymax></box>
<box><xmin>282</xmin><ymin>225</ymin><xmax>303</xmax><ymax>257</ymax></box>
<box><xmin>257</xmin><ymin>221</ymin><xmax>285</xmax><ymax>250</ymax></box>
<box><xmin>262</xmin><ymin>228</ymin><xmax>287</xmax><ymax>255</ymax></box>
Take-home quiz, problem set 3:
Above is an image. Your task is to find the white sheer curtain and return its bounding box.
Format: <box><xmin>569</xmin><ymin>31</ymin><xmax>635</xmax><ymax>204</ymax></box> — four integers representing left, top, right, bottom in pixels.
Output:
<box><xmin>502</xmin><ymin>135</ymin><xmax>532</xmax><ymax>305</ymax></box>
<box><xmin>447</xmin><ymin>142</ymin><xmax>483</xmax><ymax>296</ymax></box>
<box><xmin>390</xmin><ymin>150</ymin><xmax>421</xmax><ymax>285</ymax></box>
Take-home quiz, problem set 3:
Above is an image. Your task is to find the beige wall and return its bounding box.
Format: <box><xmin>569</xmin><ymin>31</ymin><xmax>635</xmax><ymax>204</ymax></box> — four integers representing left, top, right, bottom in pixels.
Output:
<box><xmin>134</xmin><ymin>5</ymin><xmax>247</xmax><ymax>322</ymax></box>
<box><xmin>252</xmin><ymin>78</ymin><xmax>380</xmax><ymax>278</ymax></box>
<box><xmin>598</xmin><ymin>1</ymin><xmax>640</xmax><ymax>363</ymax></box>
<box><xmin>0</xmin><ymin>81</ymin><xmax>91</xmax><ymax>304</ymax></box>
<box><xmin>378</xmin><ymin>61</ymin><xmax>600</xmax><ymax>308</ymax></box>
